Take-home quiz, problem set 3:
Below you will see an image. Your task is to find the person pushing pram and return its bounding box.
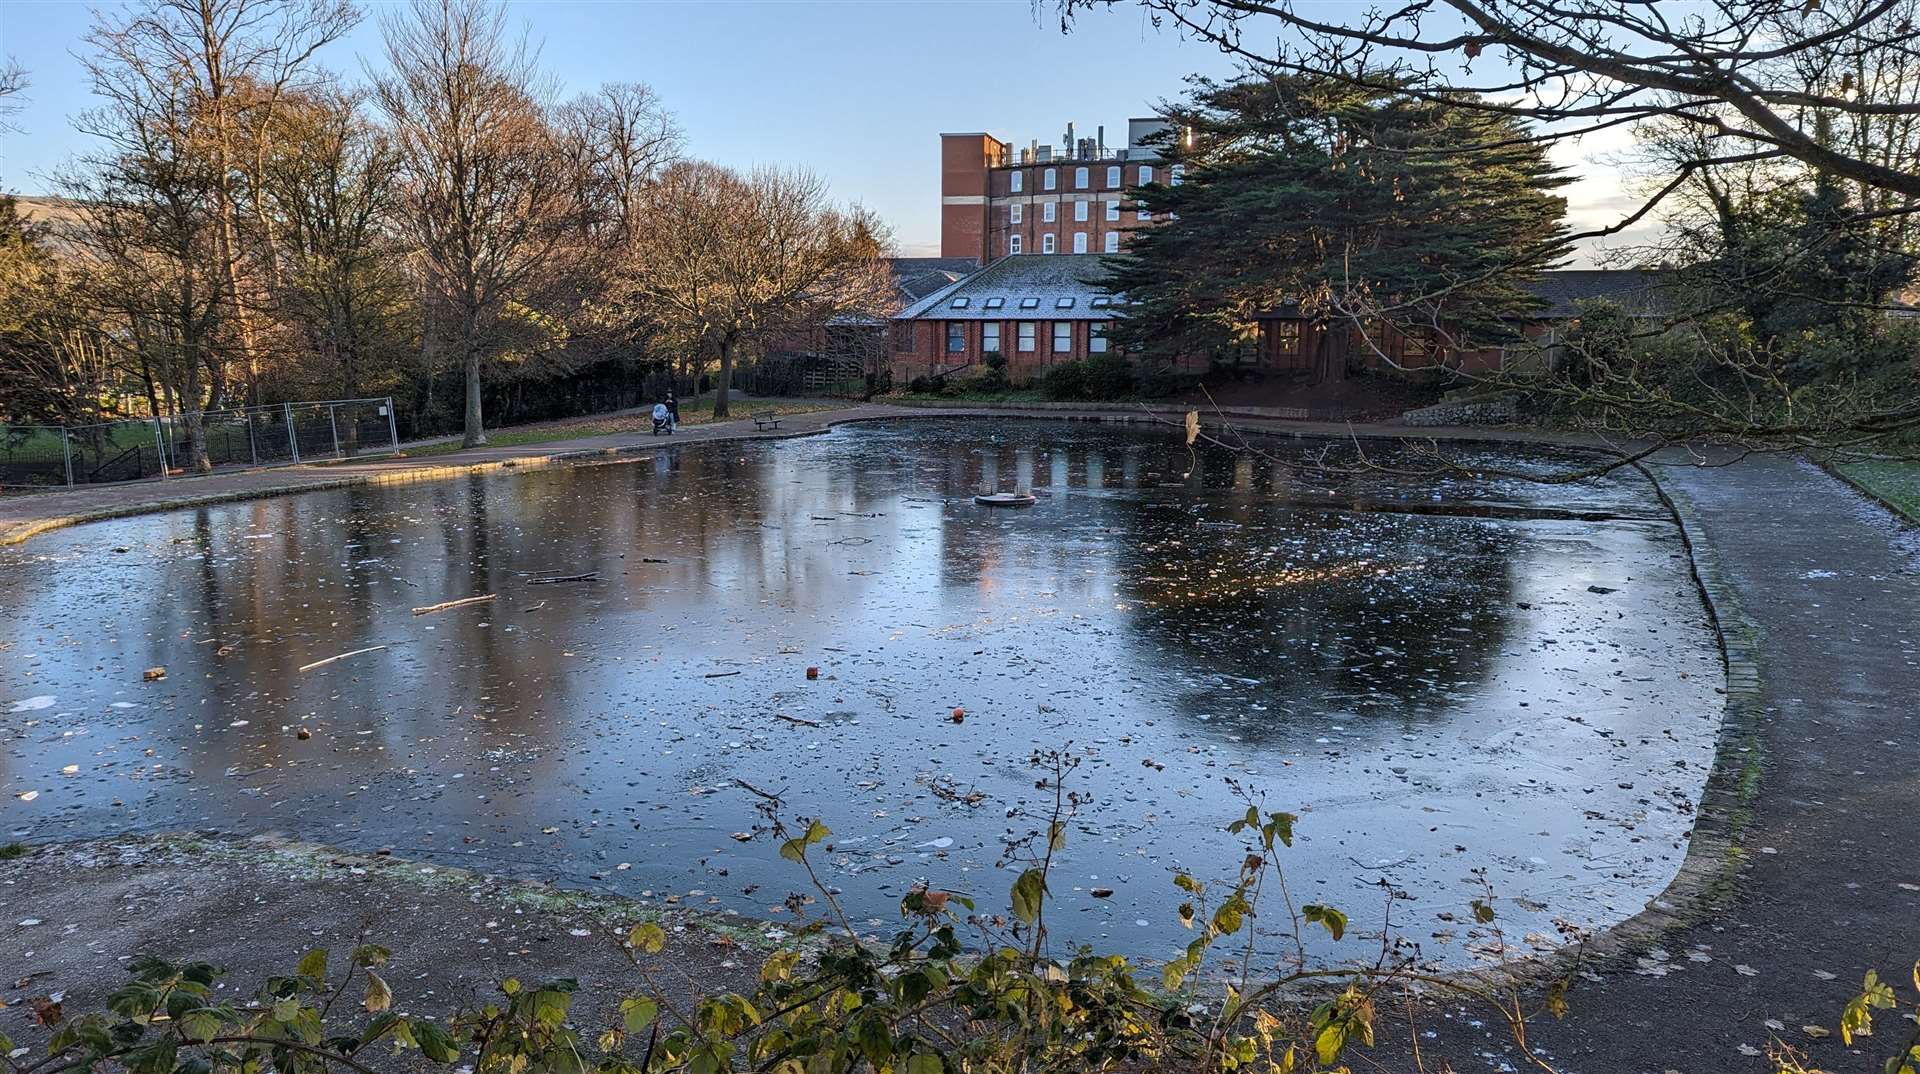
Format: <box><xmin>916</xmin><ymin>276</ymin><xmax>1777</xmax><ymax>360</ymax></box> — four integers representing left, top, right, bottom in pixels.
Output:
<box><xmin>651</xmin><ymin>390</ymin><xmax>679</xmax><ymax>435</ymax></box>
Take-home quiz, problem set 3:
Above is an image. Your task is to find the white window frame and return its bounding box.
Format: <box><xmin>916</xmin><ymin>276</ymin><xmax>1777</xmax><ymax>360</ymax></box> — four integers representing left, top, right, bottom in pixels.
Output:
<box><xmin>1042</xmin><ymin>201</ymin><xmax>1057</xmax><ymax>223</ymax></box>
<box><xmin>1052</xmin><ymin>322</ymin><xmax>1072</xmax><ymax>353</ymax></box>
<box><xmin>946</xmin><ymin>322</ymin><xmax>966</xmax><ymax>354</ymax></box>
<box><xmin>1104</xmin><ymin>200</ymin><xmax>1120</xmax><ymax>221</ymax></box>
<box><xmin>1010</xmin><ymin>170</ymin><xmax>1023</xmax><ymax>193</ymax></box>
<box><xmin>1138</xmin><ymin>165</ymin><xmax>1153</xmax><ymax>184</ymax></box>
<box><xmin>1018</xmin><ymin>321</ymin><xmax>1037</xmax><ymax>352</ymax></box>
<box><xmin>1041</xmin><ymin>233</ymin><xmax>1056</xmax><ymax>254</ymax></box>
<box><xmin>1072</xmin><ymin>232</ymin><xmax>1088</xmax><ymax>254</ymax></box>
<box><xmin>1074</xmin><ymin>201</ymin><xmax>1089</xmax><ymax>222</ymax></box>
<box><xmin>1008</xmin><ymin>234</ymin><xmax>1022</xmax><ymax>254</ymax></box>
<box><xmin>1074</xmin><ymin>166</ymin><xmax>1088</xmax><ymax>189</ymax></box>
<box><xmin>1089</xmin><ymin>322</ymin><xmax>1109</xmax><ymax>353</ymax></box>
<box><xmin>1103</xmin><ymin>231</ymin><xmax>1120</xmax><ymax>253</ymax></box>
<box><xmin>1137</xmin><ymin>206</ymin><xmax>1150</xmax><ymax>222</ymax></box>
<box><xmin>1010</xmin><ymin>203</ymin><xmax>1022</xmax><ymax>224</ymax></box>
<box><xmin>1106</xmin><ymin>165</ymin><xmax>1121</xmax><ymax>187</ymax></box>
<box><xmin>1170</xmin><ymin>164</ymin><xmax>1185</xmax><ymax>185</ymax></box>
<box><xmin>982</xmin><ymin>322</ymin><xmax>1001</xmax><ymax>353</ymax></box>
<box><xmin>1043</xmin><ymin>167</ymin><xmax>1057</xmax><ymax>191</ymax></box>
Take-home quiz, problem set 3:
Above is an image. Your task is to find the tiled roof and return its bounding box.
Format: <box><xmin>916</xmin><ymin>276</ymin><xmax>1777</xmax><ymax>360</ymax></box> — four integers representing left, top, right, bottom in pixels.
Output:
<box><xmin>895</xmin><ymin>254</ymin><xmax>1123</xmax><ymax>321</ymax></box>
<box><xmin>1523</xmin><ymin>269</ymin><xmax>1672</xmax><ymax>319</ymax></box>
<box><xmin>889</xmin><ymin>257</ymin><xmax>982</xmax><ymax>305</ymax></box>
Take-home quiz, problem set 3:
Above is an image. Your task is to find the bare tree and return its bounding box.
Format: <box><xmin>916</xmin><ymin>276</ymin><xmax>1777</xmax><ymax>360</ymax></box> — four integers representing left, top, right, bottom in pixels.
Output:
<box><xmin>555</xmin><ymin>81</ymin><xmax>681</xmax><ymax>249</ymax></box>
<box><xmin>253</xmin><ymin>85</ymin><xmax>412</xmax><ymax>435</ymax></box>
<box><xmin>376</xmin><ymin>0</ymin><xmax>571</xmax><ymax>447</ymax></box>
<box><xmin>622</xmin><ymin>163</ymin><xmax>893</xmax><ymax>418</ymax></box>
<box><xmin>84</xmin><ymin>0</ymin><xmax>359</xmax><ymax>408</ymax></box>
<box><xmin>0</xmin><ymin>57</ymin><xmax>27</xmax><ymax>136</ymax></box>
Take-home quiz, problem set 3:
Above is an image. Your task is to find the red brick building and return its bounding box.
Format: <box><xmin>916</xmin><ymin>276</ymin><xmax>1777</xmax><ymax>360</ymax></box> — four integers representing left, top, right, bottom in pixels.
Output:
<box><xmin>890</xmin><ymin>254</ymin><xmax>1144</xmax><ymax>385</ymax></box>
<box><xmin>941</xmin><ymin>119</ymin><xmax>1183</xmax><ymax>265</ymax></box>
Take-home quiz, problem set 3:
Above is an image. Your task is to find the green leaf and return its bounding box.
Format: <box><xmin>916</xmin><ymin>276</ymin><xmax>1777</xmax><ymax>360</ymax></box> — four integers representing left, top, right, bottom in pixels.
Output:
<box><xmin>363</xmin><ymin>970</ymin><xmax>392</xmax><ymax>1014</ymax></box>
<box><xmin>620</xmin><ymin>996</ymin><xmax>659</xmax><ymax>1034</ymax></box>
<box><xmin>351</xmin><ymin>944</ymin><xmax>392</xmax><ymax>968</ymax></box>
<box><xmin>1010</xmin><ymin>868</ymin><xmax>1047</xmax><ymax>925</ymax></box>
<box><xmin>295</xmin><ymin>949</ymin><xmax>328</xmax><ymax>981</ymax></box>
<box><xmin>1303</xmin><ymin>904</ymin><xmax>1347</xmax><ymax>942</ymax></box>
<box><xmin>906</xmin><ymin>1053</ymin><xmax>944</xmax><ymax>1074</ymax></box>
<box><xmin>179</xmin><ymin>1009</ymin><xmax>223</xmax><ymax>1044</ymax></box>
<box><xmin>1266</xmin><ymin>811</ymin><xmax>1297</xmax><ymax>848</ymax></box>
<box><xmin>1471</xmin><ymin>898</ymin><xmax>1496</xmax><ymax>924</ymax></box>
<box><xmin>628</xmin><ymin>923</ymin><xmax>666</xmax><ymax>954</ymax></box>
<box><xmin>1314</xmin><ymin>1021</ymin><xmax>1347</xmax><ymax>1066</ymax></box>
<box><xmin>412</xmin><ymin>1019</ymin><xmax>461</xmax><ymax>1063</ymax></box>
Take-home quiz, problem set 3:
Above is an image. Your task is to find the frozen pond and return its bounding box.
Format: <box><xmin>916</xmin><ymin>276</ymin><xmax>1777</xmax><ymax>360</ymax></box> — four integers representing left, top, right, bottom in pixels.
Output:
<box><xmin>0</xmin><ymin>418</ymin><xmax>1723</xmax><ymax>965</ymax></box>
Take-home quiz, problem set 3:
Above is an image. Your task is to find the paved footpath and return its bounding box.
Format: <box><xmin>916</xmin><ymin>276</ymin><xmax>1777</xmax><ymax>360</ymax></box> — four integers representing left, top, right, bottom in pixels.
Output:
<box><xmin>2</xmin><ymin>408</ymin><xmax>1915</xmax><ymax>1071</ymax></box>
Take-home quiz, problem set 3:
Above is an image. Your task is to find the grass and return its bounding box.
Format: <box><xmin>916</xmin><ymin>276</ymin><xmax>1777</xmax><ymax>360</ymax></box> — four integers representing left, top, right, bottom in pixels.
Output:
<box><xmin>0</xmin><ymin>842</ymin><xmax>28</xmax><ymax>861</ymax></box>
<box><xmin>395</xmin><ymin>399</ymin><xmax>847</xmax><ymax>459</ymax></box>
<box><xmin>1834</xmin><ymin>457</ymin><xmax>1920</xmax><ymax>522</ymax></box>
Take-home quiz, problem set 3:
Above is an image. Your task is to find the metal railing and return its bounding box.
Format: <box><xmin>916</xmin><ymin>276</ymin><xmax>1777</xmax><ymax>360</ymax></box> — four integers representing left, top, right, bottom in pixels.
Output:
<box><xmin>1</xmin><ymin>397</ymin><xmax>399</xmax><ymax>490</ymax></box>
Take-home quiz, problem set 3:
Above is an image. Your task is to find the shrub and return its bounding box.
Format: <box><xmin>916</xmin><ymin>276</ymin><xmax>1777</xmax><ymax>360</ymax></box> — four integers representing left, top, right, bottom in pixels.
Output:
<box><xmin>1082</xmin><ymin>354</ymin><xmax>1137</xmax><ymax>399</ymax></box>
<box><xmin>1041</xmin><ymin>360</ymin><xmax>1091</xmax><ymax>400</ymax></box>
<box><xmin>907</xmin><ymin>375</ymin><xmax>932</xmax><ymax>394</ymax></box>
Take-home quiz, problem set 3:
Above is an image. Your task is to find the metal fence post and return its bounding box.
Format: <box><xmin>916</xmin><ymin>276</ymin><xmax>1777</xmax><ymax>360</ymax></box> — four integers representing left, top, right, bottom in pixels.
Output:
<box><xmin>246</xmin><ymin>409</ymin><xmax>258</xmax><ymax>466</ymax></box>
<box><xmin>152</xmin><ymin>417</ymin><xmax>169</xmax><ymax>481</ymax></box>
<box><xmin>385</xmin><ymin>397</ymin><xmax>399</xmax><ymax>452</ymax></box>
<box><xmin>284</xmin><ymin>401</ymin><xmax>300</xmax><ymax>463</ymax></box>
<box><xmin>60</xmin><ymin>427</ymin><xmax>74</xmax><ymax>487</ymax></box>
<box><xmin>328</xmin><ymin>405</ymin><xmax>341</xmax><ymax>458</ymax></box>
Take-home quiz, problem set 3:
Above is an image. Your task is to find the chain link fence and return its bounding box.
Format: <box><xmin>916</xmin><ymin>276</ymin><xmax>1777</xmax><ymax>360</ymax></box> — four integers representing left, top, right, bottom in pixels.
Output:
<box><xmin>1</xmin><ymin>397</ymin><xmax>398</xmax><ymax>490</ymax></box>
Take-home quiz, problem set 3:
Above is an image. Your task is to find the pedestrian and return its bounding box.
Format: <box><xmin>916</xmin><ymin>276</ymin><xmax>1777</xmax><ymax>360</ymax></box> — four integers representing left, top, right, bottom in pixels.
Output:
<box><xmin>665</xmin><ymin>389</ymin><xmax>680</xmax><ymax>432</ymax></box>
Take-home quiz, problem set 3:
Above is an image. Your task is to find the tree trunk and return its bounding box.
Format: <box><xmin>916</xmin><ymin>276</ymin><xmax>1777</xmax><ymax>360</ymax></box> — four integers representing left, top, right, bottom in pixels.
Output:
<box><xmin>180</xmin><ymin>363</ymin><xmax>212</xmax><ymax>474</ymax></box>
<box><xmin>461</xmin><ymin>304</ymin><xmax>486</xmax><ymax>447</ymax></box>
<box><xmin>713</xmin><ymin>339</ymin><xmax>732</xmax><ymax>418</ymax></box>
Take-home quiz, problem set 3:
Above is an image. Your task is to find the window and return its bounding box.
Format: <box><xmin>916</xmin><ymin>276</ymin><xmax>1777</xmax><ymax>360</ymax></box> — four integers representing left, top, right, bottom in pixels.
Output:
<box><xmin>1075</xmin><ymin>166</ymin><xmax>1088</xmax><ymax>188</ymax></box>
<box><xmin>1271</xmin><ymin>321</ymin><xmax>1301</xmax><ymax>356</ymax></box>
<box><xmin>949</xmin><ymin>297</ymin><xmax>970</xmax><ymax>309</ymax></box>
<box><xmin>1089</xmin><ymin>322</ymin><xmax>1109</xmax><ymax>353</ymax></box>
<box><xmin>1055</xmin><ymin>297</ymin><xmax>1075</xmax><ymax>309</ymax></box>
<box><xmin>1043</xmin><ymin>168</ymin><xmax>1056</xmax><ymax>191</ymax></box>
<box><xmin>1137</xmin><ymin>206</ymin><xmax>1150</xmax><ymax>222</ymax></box>
<box><xmin>1052</xmin><ymin>322</ymin><xmax>1072</xmax><ymax>353</ymax></box>
<box><xmin>1072</xmin><ymin>201</ymin><xmax>1087</xmax><ymax>222</ymax></box>
<box><xmin>1089</xmin><ymin>296</ymin><xmax>1111</xmax><ymax>308</ymax></box>
<box><xmin>1170</xmin><ymin>164</ymin><xmax>1185</xmax><ymax>185</ymax></box>
<box><xmin>1010</xmin><ymin>203</ymin><xmax>1022</xmax><ymax>224</ymax></box>
<box><xmin>1008</xmin><ymin>234</ymin><xmax>1021</xmax><ymax>254</ymax></box>
<box><xmin>1041</xmin><ymin>233</ymin><xmax>1056</xmax><ymax>254</ymax></box>
<box><xmin>1138</xmin><ymin>165</ymin><xmax>1153</xmax><ymax>184</ymax></box>
<box><xmin>1042</xmin><ymin>202</ymin><xmax>1056</xmax><ymax>223</ymax></box>
<box><xmin>892</xmin><ymin>323</ymin><xmax>914</xmax><ymax>352</ymax></box>
<box><xmin>1072</xmin><ymin>232</ymin><xmax>1088</xmax><ymax>253</ymax></box>
<box><xmin>946</xmin><ymin>323</ymin><xmax>965</xmax><ymax>354</ymax></box>
<box><xmin>1103</xmin><ymin>231</ymin><xmax>1120</xmax><ymax>253</ymax></box>
<box><xmin>1106</xmin><ymin>165</ymin><xmax>1121</xmax><ymax>187</ymax></box>
<box><xmin>1018</xmin><ymin>321</ymin><xmax>1037</xmax><ymax>352</ymax></box>
<box><xmin>1010</xmin><ymin>170</ymin><xmax>1023</xmax><ymax>193</ymax></box>
<box><xmin>983</xmin><ymin>322</ymin><xmax>1001</xmax><ymax>354</ymax></box>
<box><xmin>1019</xmin><ymin>297</ymin><xmax>1041</xmax><ymax>309</ymax></box>
<box><xmin>1104</xmin><ymin>200</ymin><xmax>1120</xmax><ymax>221</ymax></box>
<box><xmin>984</xmin><ymin>296</ymin><xmax>1005</xmax><ymax>310</ymax></box>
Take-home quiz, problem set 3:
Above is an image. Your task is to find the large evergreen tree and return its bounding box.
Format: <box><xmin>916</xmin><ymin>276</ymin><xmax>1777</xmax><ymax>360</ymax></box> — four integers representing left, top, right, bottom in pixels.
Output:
<box><xmin>1104</xmin><ymin>75</ymin><xmax>1572</xmax><ymax>376</ymax></box>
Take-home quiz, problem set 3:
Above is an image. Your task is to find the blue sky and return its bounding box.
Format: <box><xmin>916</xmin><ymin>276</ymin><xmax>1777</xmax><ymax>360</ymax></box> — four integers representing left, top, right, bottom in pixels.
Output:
<box><xmin>0</xmin><ymin>0</ymin><xmax>1632</xmax><ymax>260</ymax></box>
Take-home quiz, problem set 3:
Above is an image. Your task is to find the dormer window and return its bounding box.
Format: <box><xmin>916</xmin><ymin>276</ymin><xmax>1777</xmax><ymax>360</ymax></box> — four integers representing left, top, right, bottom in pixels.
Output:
<box><xmin>949</xmin><ymin>297</ymin><xmax>970</xmax><ymax>309</ymax></box>
<box><xmin>984</xmin><ymin>297</ymin><xmax>1005</xmax><ymax>310</ymax></box>
<box><xmin>1055</xmin><ymin>297</ymin><xmax>1075</xmax><ymax>309</ymax></box>
<box><xmin>1019</xmin><ymin>297</ymin><xmax>1040</xmax><ymax>309</ymax></box>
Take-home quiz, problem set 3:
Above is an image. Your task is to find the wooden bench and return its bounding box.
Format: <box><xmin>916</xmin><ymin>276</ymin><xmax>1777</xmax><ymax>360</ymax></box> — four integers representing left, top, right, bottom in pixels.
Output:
<box><xmin>752</xmin><ymin>410</ymin><xmax>782</xmax><ymax>430</ymax></box>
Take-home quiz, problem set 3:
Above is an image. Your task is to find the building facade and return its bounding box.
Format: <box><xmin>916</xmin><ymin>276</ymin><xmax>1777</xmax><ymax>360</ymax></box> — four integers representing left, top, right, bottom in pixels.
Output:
<box><xmin>940</xmin><ymin>119</ymin><xmax>1182</xmax><ymax>265</ymax></box>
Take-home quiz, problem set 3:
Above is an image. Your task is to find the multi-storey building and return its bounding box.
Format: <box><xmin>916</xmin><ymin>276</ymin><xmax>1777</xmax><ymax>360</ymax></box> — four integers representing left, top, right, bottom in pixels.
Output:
<box><xmin>940</xmin><ymin>119</ymin><xmax>1182</xmax><ymax>265</ymax></box>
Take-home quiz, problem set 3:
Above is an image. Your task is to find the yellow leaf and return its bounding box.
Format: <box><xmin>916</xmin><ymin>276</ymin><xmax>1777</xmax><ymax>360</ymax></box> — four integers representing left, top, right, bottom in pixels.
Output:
<box><xmin>363</xmin><ymin>970</ymin><xmax>392</xmax><ymax>1014</ymax></box>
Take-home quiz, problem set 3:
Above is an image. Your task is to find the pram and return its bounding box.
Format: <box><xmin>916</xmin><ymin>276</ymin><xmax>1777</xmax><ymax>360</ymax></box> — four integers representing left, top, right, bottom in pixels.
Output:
<box><xmin>651</xmin><ymin>402</ymin><xmax>674</xmax><ymax>435</ymax></box>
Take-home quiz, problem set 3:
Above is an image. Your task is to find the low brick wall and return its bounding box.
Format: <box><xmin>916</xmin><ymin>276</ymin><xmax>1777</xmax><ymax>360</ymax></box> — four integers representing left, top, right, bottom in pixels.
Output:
<box><xmin>1401</xmin><ymin>397</ymin><xmax>1517</xmax><ymax>427</ymax></box>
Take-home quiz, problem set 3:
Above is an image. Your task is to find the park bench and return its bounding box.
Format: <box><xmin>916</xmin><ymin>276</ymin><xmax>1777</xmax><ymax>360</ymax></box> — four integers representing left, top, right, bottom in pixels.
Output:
<box><xmin>752</xmin><ymin>410</ymin><xmax>782</xmax><ymax>431</ymax></box>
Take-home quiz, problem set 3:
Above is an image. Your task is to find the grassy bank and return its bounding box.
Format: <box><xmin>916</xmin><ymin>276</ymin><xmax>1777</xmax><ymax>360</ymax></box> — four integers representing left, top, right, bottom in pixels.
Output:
<box><xmin>1832</xmin><ymin>457</ymin><xmax>1920</xmax><ymax>521</ymax></box>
